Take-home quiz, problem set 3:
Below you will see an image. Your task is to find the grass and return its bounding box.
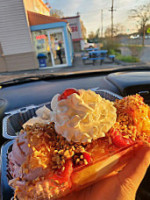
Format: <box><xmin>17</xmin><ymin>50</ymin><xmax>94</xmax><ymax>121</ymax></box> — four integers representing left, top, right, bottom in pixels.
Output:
<box><xmin>109</xmin><ymin>49</ymin><xmax>140</xmax><ymax>63</ymax></box>
<box><xmin>116</xmin><ymin>55</ymin><xmax>140</xmax><ymax>63</ymax></box>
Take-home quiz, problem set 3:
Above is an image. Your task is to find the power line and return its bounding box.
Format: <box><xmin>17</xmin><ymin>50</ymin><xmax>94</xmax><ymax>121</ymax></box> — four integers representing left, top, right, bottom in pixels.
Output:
<box><xmin>109</xmin><ymin>0</ymin><xmax>116</xmax><ymax>38</ymax></box>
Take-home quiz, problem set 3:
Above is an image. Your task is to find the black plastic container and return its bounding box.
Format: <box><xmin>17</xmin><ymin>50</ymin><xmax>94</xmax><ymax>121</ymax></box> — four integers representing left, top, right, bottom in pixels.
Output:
<box><xmin>1</xmin><ymin>140</ymin><xmax>14</xmax><ymax>200</ymax></box>
<box><xmin>0</xmin><ymin>99</ymin><xmax>8</xmax><ymax>145</ymax></box>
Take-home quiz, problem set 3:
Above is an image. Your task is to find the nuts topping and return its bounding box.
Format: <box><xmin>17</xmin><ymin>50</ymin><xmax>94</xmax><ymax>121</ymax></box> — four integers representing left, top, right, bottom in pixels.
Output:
<box><xmin>24</xmin><ymin>123</ymin><xmax>89</xmax><ymax>171</ymax></box>
<box><xmin>111</xmin><ymin>94</ymin><xmax>150</xmax><ymax>142</ymax></box>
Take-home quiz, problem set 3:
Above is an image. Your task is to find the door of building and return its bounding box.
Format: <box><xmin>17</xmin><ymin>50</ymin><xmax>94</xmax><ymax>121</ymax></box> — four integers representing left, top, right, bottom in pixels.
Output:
<box><xmin>47</xmin><ymin>29</ymin><xmax>67</xmax><ymax>67</ymax></box>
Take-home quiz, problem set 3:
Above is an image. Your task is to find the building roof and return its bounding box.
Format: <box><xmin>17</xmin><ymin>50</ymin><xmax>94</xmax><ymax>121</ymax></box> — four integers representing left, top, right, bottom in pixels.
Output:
<box><xmin>27</xmin><ymin>11</ymin><xmax>67</xmax><ymax>26</ymax></box>
<box><xmin>62</xmin><ymin>15</ymin><xmax>80</xmax><ymax>20</ymax></box>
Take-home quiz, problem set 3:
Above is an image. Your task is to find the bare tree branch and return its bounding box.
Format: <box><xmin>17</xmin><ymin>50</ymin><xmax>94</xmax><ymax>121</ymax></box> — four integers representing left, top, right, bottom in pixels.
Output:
<box><xmin>50</xmin><ymin>9</ymin><xmax>64</xmax><ymax>18</ymax></box>
<box><xmin>129</xmin><ymin>3</ymin><xmax>150</xmax><ymax>45</ymax></box>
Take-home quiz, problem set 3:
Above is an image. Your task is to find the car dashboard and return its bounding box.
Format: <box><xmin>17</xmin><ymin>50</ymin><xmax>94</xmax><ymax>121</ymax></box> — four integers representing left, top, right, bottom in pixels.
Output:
<box><xmin>1</xmin><ymin>70</ymin><xmax>150</xmax><ymax>200</ymax></box>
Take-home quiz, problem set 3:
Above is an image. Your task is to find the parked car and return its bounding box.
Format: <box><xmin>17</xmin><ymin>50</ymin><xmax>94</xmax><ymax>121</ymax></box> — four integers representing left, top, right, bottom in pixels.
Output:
<box><xmin>84</xmin><ymin>42</ymin><xmax>95</xmax><ymax>49</ymax></box>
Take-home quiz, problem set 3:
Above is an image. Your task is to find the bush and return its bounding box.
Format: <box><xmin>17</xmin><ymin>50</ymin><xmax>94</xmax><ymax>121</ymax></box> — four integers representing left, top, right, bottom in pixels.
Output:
<box><xmin>101</xmin><ymin>38</ymin><xmax>140</xmax><ymax>63</ymax></box>
<box><xmin>102</xmin><ymin>38</ymin><xmax>121</xmax><ymax>54</ymax></box>
<box><xmin>109</xmin><ymin>49</ymin><xmax>120</xmax><ymax>56</ymax></box>
<box><xmin>108</xmin><ymin>48</ymin><xmax>140</xmax><ymax>63</ymax></box>
<box><xmin>116</xmin><ymin>55</ymin><xmax>140</xmax><ymax>63</ymax></box>
<box><xmin>127</xmin><ymin>45</ymin><xmax>143</xmax><ymax>57</ymax></box>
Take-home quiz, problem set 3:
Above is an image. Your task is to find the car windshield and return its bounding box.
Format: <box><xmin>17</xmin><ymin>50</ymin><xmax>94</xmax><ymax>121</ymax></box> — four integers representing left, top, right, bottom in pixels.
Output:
<box><xmin>0</xmin><ymin>0</ymin><xmax>150</xmax><ymax>83</ymax></box>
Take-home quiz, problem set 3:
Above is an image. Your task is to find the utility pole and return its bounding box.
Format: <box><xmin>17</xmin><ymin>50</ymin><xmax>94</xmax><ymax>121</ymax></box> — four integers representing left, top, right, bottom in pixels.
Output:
<box><xmin>101</xmin><ymin>9</ymin><xmax>103</xmax><ymax>38</ymax></box>
<box><xmin>110</xmin><ymin>0</ymin><xmax>114</xmax><ymax>38</ymax></box>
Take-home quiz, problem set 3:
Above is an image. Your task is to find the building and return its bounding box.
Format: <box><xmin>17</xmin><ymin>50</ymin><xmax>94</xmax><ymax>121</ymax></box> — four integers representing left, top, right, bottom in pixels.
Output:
<box><xmin>0</xmin><ymin>0</ymin><xmax>73</xmax><ymax>72</ymax></box>
<box><xmin>24</xmin><ymin>0</ymin><xmax>50</xmax><ymax>16</ymax></box>
<box><xmin>28</xmin><ymin>11</ymin><xmax>73</xmax><ymax>68</ymax></box>
<box><xmin>63</xmin><ymin>14</ymin><xmax>84</xmax><ymax>52</ymax></box>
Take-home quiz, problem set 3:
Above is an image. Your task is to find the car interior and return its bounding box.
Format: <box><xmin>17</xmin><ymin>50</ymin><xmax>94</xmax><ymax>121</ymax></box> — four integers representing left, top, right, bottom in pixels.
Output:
<box><xmin>1</xmin><ymin>0</ymin><xmax>150</xmax><ymax>198</ymax></box>
<box><xmin>1</xmin><ymin>69</ymin><xmax>150</xmax><ymax>200</ymax></box>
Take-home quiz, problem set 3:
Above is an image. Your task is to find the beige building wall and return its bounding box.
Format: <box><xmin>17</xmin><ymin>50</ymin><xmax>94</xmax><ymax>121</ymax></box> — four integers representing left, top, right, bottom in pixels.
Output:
<box><xmin>23</xmin><ymin>0</ymin><xmax>50</xmax><ymax>16</ymax></box>
<box><xmin>0</xmin><ymin>0</ymin><xmax>38</xmax><ymax>72</ymax></box>
<box><xmin>5</xmin><ymin>52</ymin><xmax>38</xmax><ymax>72</ymax></box>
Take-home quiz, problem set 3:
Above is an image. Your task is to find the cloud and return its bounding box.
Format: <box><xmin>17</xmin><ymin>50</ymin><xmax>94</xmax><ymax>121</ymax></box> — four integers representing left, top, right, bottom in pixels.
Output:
<box><xmin>49</xmin><ymin>0</ymin><xmax>149</xmax><ymax>34</ymax></box>
<box><xmin>50</xmin><ymin>0</ymin><xmax>86</xmax><ymax>16</ymax></box>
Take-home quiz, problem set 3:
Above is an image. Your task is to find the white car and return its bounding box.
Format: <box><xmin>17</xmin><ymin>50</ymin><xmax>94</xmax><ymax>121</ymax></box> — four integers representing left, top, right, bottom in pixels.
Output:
<box><xmin>84</xmin><ymin>42</ymin><xmax>95</xmax><ymax>49</ymax></box>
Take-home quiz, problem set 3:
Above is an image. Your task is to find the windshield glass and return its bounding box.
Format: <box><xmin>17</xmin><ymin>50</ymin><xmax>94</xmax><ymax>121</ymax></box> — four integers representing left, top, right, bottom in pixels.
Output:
<box><xmin>0</xmin><ymin>0</ymin><xmax>150</xmax><ymax>83</ymax></box>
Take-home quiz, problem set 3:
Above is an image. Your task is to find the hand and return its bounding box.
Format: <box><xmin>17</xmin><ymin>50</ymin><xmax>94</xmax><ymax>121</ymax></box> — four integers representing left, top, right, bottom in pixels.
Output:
<box><xmin>60</xmin><ymin>144</ymin><xmax>150</xmax><ymax>200</ymax></box>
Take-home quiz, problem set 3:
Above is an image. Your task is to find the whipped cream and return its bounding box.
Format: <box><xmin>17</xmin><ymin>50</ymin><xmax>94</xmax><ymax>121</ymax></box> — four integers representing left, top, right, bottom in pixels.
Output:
<box><xmin>23</xmin><ymin>106</ymin><xmax>51</xmax><ymax>128</ymax></box>
<box><xmin>50</xmin><ymin>89</ymin><xmax>117</xmax><ymax>143</ymax></box>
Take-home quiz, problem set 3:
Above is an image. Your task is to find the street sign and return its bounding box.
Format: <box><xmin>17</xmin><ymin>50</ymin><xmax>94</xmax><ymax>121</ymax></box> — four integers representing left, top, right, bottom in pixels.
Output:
<box><xmin>147</xmin><ymin>28</ymin><xmax>150</xmax><ymax>34</ymax></box>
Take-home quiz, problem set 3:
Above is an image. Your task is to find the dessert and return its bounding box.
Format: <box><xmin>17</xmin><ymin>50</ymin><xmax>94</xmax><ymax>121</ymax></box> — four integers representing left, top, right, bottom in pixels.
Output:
<box><xmin>8</xmin><ymin>89</ymin><xmax>150</xmax><ymax>200</ymax></box>
<box><xmin>22</xmin><ymin>105</ymin><xmax>51</xmax><ymax>129</ymax></box>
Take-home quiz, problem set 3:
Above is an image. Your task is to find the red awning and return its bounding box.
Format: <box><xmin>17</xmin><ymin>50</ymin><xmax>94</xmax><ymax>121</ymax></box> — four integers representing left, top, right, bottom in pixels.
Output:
<box><xmin>27</xmin><ymin>11</ymin><xmax>67</xmax><ymax>26</ymax></box>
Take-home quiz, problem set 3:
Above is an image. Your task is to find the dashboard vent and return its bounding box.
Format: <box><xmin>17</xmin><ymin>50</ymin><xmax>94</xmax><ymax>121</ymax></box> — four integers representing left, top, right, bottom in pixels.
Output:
<box><xmin>123</xmin><ymin>85</ymin><xmax>150</xmax><ymax>105</ymax></box>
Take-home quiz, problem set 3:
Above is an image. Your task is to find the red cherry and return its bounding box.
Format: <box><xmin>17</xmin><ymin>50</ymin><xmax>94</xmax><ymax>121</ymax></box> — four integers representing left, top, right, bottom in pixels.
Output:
<box><xmin>83</xmin><ymin>152</ymin><xmax>91</xmax><ymax>164</ymax></box>
<box><xmin>110</xmin><ymin>129</ymin><xmax>133</xmax><ymax>148</ymax></box>
<box><xmin>58</xmin><ymin>88</ymin><xmax>79</xmax><ymax>101</ymax></box>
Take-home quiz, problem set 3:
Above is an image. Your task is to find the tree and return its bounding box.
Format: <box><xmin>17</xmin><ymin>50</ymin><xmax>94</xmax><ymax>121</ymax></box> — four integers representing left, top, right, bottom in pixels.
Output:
<box><xmin>50</xmin><ymin>9</ymin><xmax>64</xmax><ymax>18</ymax></box>
<box><xmin>105</xmin><ymin>24</ymin><xmax>124</xmax><ymax>38</ymax></box>
<box><xmin>87</xmin><ymin>30</ymin><xmax>100</xmax><ymax>43</ymax></box>
<box><xmin>80</xmin><ymin>20</ymin><xmax>87</xmax><ymax>40</ymax></box>
<box><xmin>105</xmin><ymin>27</ymin><xmax>112</xmax><ymax>38</ymax></box>
<box><xmin>88</xmin><ymin>31</ymin><xmax>96</xmax><ymax>40</ymax></box>
<box><xmin>129</xmin><ymin>3</ymin><xmax>150</xmax><ymax>46</ymax></box>
<box><xmin>138</xmin><ymin>24</ymin><xmax>150</xmax><ymax>36</ymax></box>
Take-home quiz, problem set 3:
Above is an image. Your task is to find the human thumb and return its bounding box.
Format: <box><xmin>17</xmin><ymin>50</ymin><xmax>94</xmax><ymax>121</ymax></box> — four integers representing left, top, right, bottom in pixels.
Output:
<box><xmin>118</xmin><ymin>144</ymin><xmax>150</xmax><ymax>190</ymax></box>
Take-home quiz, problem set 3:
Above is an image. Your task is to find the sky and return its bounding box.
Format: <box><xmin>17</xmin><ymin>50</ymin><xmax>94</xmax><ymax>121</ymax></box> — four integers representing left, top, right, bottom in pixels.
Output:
<box><xmin>46</xmin><ymin>0</ymin><xmax>150</xmax><ymax>35</ymax></box>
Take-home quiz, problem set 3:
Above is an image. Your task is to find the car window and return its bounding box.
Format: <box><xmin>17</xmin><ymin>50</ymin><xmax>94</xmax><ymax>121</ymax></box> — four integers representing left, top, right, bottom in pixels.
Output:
<box><xmin>0</xmin><ymin>0</ymin><xmax>150</xmax><ymax>83</ymax></box>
